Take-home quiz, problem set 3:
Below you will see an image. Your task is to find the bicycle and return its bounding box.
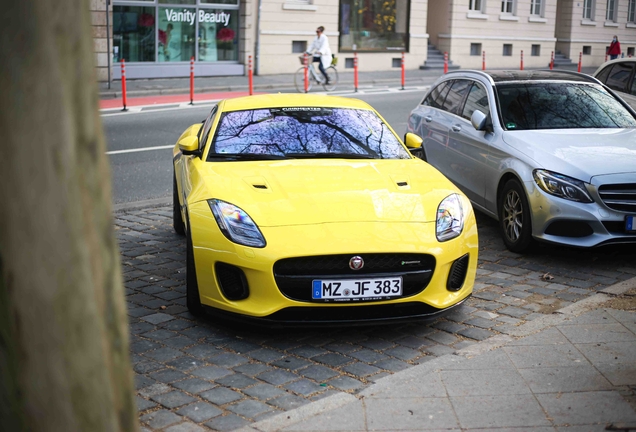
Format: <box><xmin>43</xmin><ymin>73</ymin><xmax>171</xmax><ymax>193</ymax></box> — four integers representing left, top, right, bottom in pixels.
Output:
<box><xmin>294</xmin><ymin>55</ymin><xmax>339</xmax><ymax>92</ymax></box>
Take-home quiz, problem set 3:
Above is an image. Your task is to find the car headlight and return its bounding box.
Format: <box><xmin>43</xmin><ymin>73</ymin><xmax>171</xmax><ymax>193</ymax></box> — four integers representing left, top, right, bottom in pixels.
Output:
<box><xmin>208</xmin><ymin>199</ymin><xmax>266</xmax><ymax>248</ymax></box>
<box><xmin>533</xmin><ymin>170</ymin><xmax>593</xmax><ymax>203</ymax></box>
<box><xmin>437</xmin><ymin>194</ymin><xmax>465</xmax><ymax>242</ymax></box>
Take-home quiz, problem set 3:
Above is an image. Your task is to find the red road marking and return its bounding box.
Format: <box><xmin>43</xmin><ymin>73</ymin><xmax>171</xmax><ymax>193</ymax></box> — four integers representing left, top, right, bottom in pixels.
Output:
<box><xmin>100</xmin><ymin>91</ymin><xmax>266</xmax><ymax>110</ymax></box>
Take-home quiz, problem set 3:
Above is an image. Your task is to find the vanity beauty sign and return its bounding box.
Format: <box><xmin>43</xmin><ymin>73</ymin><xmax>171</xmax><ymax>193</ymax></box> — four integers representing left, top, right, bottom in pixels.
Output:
<box><xmin>164</xmin><ymin>9</ymin><xmax>231</xmax><ymax>26</ymax></box>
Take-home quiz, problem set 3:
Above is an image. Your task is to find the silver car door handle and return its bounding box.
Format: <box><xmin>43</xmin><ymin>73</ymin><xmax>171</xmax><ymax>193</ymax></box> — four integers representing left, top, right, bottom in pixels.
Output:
<box><xmin>424</xmin><ymin>116</ymin><xmax>433</xmax><ymax>122</ymax></box>
<box><xmin>451</xmin><ymin>125</ymin><xmax>462</xmax><ymax>132</ymax></box>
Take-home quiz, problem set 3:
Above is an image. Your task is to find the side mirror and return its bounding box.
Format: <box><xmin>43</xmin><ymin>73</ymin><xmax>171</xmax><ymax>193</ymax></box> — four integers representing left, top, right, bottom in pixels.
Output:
<box><xmin>178</xmin><ymin>136</ymin><xmax>199</xmax><ymax>155</ymax></box>
<box><xmin>471</xmin><ymin>110</ymin><xmax>488</xmax><ymax>131</ymax></box>
<box><xmin>404</xmin><ymin>132</ymin><xmax>423</xmax><ymax>149</ymax></box>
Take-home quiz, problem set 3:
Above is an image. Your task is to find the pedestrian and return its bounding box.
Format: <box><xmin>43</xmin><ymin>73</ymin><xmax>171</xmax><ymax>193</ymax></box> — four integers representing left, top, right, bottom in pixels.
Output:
<box><xmin>608</xmin><ymin>35</ymin><xmax>621</xmax><ymax>60</ymax></box>
<box><xmin>306</xmin><ymin>26</ymin><xmax>332</xmax><ymax>84</ymax></box>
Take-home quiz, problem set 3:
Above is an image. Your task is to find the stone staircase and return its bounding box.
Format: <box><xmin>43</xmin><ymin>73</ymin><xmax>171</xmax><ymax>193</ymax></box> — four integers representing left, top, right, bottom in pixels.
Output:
<box><xmin>551</xmin><ymin>51</ymin><xmax>576</xmax><ymax>68</ymax></box>
<box><xmin>420</xmin><ymin>43</ymin><xmax>460</xmax><ymax>70</ymax></box>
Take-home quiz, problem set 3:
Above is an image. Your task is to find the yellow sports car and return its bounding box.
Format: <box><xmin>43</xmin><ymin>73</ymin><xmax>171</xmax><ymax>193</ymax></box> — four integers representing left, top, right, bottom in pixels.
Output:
<box><xmin>173</xmin><ymin>94</ymin><xmax>478</xmax><ymax>325</ymax></box>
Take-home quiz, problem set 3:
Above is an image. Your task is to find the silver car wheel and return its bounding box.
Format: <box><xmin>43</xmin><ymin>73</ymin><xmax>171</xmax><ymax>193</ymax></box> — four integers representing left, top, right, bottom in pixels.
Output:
<box><xmin>502</xmin><ymin>189</ymin><xmax>523</xmax><ymax>243</ymax></box>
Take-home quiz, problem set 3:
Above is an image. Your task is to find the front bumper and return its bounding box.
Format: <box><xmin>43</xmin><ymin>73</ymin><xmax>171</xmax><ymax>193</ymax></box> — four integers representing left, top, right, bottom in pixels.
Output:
<box><xmin>526</xmin><ymin>180</ymin><xmax>636</xmax><ymax>248</ymax></box>
<box><xmin>188</xmin><ymin>201</ymin><xmax>478</xmax><ymax>321</ymax></box>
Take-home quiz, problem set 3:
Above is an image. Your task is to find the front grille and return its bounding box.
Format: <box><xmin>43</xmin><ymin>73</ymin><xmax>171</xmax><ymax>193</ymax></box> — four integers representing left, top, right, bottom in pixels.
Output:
<box><xmin>447</xmin><ymin>254</ymin><xmax>469</xmax><ymax>291</ymax></box>
<box><xmin>598</xmin><ymin>183</ymin><xmax>636</xmax><ymax>212</ymax></box>
<box><xmin>215</xmin><ymin>262</ymin><xmax>249</xmax><ymax>300</ymax></box>
<box><xmin>274</xmin><ymin>253</ymin><xmax>436</xmax><ymax>302</ymax></box>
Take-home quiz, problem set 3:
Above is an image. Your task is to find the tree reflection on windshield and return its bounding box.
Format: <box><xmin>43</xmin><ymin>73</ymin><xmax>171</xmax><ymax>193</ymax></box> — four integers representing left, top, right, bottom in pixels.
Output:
<box><xmin>497</xmin><ymin>83</ymin><xmax>636</xmax><ymax>130</ymax></box>
<box><xmin>209</xmin><ymin>107</ymin><xmax>410</xmax><ymax>161</ymax></box>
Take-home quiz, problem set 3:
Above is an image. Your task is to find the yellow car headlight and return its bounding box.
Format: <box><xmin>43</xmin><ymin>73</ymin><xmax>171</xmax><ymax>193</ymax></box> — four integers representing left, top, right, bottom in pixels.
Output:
<box><xmin>436</xmin><ymin>194</ymin><xmax>465</xmax><ymax>242</ymax></box>
<box><xmin>208</xmin><ymin>199</ymin><xmax>266</xmax><ymax>248</ymax></box>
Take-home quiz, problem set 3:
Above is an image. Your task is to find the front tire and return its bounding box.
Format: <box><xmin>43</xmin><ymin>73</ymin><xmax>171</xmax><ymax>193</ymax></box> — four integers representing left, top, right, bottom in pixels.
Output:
<box><xmin>294</xmin><ymin>67</ymin><xmax>313</xmax><ymax>93</ymax></box>
<box><xmin>173</xmin><ymin>171</ymin><xmax>185</xmax><ymax>236</ymax></box>
<box><xmin>322</xmin><ymin>67</ymin><xmax>338</xmax><ymax>91</ymax></box>
<box><xmin>186</xmin><ymin>227</ymin><xmax>205</xmax><ymax>317</ymax></box>
<box><xmin>499</xmin><ymin>179</ymin><xmax>534</xmax><ymax>253</ymax></box>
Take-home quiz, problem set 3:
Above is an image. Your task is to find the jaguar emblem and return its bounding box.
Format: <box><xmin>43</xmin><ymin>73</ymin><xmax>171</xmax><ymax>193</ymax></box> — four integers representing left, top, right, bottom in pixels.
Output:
<box><xmin>349</xmin><ymin>256</ymin><xmax>364</xmax><ymax>270</ymax></box>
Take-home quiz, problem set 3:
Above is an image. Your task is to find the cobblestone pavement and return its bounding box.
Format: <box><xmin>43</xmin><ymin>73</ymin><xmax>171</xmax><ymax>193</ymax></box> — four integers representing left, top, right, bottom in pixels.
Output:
<box><xmin>117</xmin><ymin>206</ymin><xmax>636</xmax><ymax>432</ymax></box>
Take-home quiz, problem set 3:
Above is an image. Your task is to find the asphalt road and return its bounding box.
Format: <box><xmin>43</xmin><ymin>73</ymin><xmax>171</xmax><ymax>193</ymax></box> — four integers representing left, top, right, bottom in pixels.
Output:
<box><xmin>103</xmin><ymin>89</ymin><xmax>425</xmax><ymax>204</ymax></box>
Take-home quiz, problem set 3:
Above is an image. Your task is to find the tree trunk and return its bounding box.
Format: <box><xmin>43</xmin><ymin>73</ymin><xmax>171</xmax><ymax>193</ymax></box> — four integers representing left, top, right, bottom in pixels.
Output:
<box><xmin>0</xmin><ymin>1</ymin><xmax>138</xmax><ymax>431</ymax></box>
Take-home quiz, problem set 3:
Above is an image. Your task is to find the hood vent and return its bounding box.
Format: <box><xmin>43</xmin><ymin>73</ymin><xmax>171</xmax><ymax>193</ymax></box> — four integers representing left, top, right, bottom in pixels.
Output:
<box><xmin>397</xmin><ymin>181</ymin><xmax>408</xmax><ymax>187</ymax></box>
<box><xmin>252</xmin><ymin>184</ymin><xmax>268</xmax><ymax>190</ymax></box>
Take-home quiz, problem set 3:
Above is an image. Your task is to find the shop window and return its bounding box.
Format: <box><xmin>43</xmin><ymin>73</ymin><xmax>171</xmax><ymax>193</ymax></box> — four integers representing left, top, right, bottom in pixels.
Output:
<box><xmin>531</xmin><ymin>44</ymin><xmax>540</xmax><ymax>56</ymax></box>
<box><xmin>470</xmin><ymin>43</ymin><xmax>482</xmax><ymax>56</ymax></box>
<box><xmin>583</xmin><ymin>45</ymin><xmax>592</xmax><ymax>55</ymax></box>
<box><xmin>113</xmin><ymin>6</ymin><xmax>156</xmax><ymax>62</ymax></box>
<box><xmin>159</xmin><ymin>7</ymin><xmax>197</xmax><ymax>62</ymax></box>
<box><xmin>292</xmin><ymin>41</ymin><xmax>307</xmax><ymax>53</ymax></box>
<box><xmin>503</xmin><ymin>44</ymin><xmax>513</xmax><ymax>56</ymax></box>
<box><xmin>339</xmin><ymin>0</ymin><xmax>409</xmax><ymax>52</ymax></box>
<box><xmin>200</xmin><ymin>0</ymin><xmax>239</xmax><ymax>4</ymax></box>
<box><xmin>198</xmin><ymin>9</ymin><xmax>239</xmax><ymax>62</ymax></box>
<box><xmin>159</xmin><ymin>0</ymin><xmax>195</xmax><ymax>3</ymax></box>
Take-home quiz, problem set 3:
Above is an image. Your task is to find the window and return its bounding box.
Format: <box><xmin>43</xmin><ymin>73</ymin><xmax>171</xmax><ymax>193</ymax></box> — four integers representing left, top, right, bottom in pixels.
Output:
<box><xmin>292</xmin><ymin>41</ymin><xmax>307</xmax><ymax>53</ymax></box>
<box><xmin>606</xmin><ymin>63</ymin><xmax>635</xmax><ymax>92</ymax></box>
<box><xmin>583</xmin><ymin>45</ymin><xmax>592</xmax><ymax>55</ymax></box>
<box><xmin>583</xmin><ymin>0</ymin><xmax>594</xmax><ymax>20</ymax></box>
<box><xmin>630</xmin><ymin>0</ymin><xmax>636</xmax><ymax>22</ymax></box>
<box><xmin>496</xmin><ymin>83</ymin><xmax>636</xmax><ymax>130</ymax></box>
<box><xmin>606</xmin><ymin>0</ymin><xmax>617</xmax><ymax>21</ymax></box>
<box><xmin>443</xmin><ymin>80</ymin><xmax>472</xmax><ymax>115</ymax></box>
<box><xmin>423</xmin><ymin>81</ymin><xmax>451</xmax><ymax>109</ymax></box>
<box><xmin>530</xmin><ymin>0</ymin><xmax>542</xmax><ymax>15</ymax></box>
<box><xmin>339</xmin><ymin>0</ymin><xmax>410</xmax><ymax>52</ymax></box>
<box><xmin>113</xmin><ymin>6</ymin><xmax>156</xmax><ymax>62</ymax></box>
<box><xmin>531</xmin><ymin>44</ymin><xmax>541</xmax><ymax>56</ymax></box>
<box><xmin>198</xmin><ymin>105</ymin><xmax>218</xmax><ymax>150</ymax></box>
<box><xmin>503</xmin><ymin>44</ymin><xmax>513</xmax><ymax>56</ymax></box>
<box><xmin>595</xmin><ymin>65</ymin><xmax>613</xmax><ymax>83</ymax></box>
<box><xmin>501</xmin><ymin>0</ymin><xmax>514</xmax><ymax>13</ymax></box>
<box><xmin>628</xmin><ymin>47</ymin><xmax>635</xmax><ymax>56</ymax></box>
<box><xmin>470</xmin><ymin>43</ymin><xmax>482</xmax><ymax>56</ymax></box>
<box><xmin>462</xmin><ymin>83</ymin><xmax>490</xmax><ymax>120</ymax></box>
<box><xmin>469</xmin><ymin>0</ymin><xmax>483</xmax><ymax>12</ymax></box>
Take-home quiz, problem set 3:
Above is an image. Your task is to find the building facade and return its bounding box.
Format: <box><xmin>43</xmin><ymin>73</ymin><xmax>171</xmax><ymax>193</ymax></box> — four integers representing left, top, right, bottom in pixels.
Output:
<box><xmin>91</xmin><ymin>0</ymin><xmax>635</xmax><ymax>81</ymax></box>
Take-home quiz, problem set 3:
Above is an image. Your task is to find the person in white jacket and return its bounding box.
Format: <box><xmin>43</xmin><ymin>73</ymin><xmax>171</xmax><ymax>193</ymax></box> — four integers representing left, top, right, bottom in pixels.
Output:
<box><xmin>306</xmin><ymin>26</ymin><xmax>332</xmax><ymax>84</ymax></box>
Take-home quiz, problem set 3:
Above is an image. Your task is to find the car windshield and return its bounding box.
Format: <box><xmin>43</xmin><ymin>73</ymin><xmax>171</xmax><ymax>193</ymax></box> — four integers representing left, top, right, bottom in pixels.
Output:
<box><xmin>496</xmin><ymin>82</ymin><xmax>636</xmax><ymax>130</ymax></box>
<box><xmin>208</xmin><ymin>107</ymin><xmax>410</xmax><ymax>160</ymax></box>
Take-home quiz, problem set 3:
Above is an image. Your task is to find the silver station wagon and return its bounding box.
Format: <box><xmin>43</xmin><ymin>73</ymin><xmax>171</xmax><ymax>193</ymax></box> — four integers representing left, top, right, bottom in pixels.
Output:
<box><xmin>405</xmin><ymin>70</ymin><xmax>636</xmax><ymax>252</ymax></box>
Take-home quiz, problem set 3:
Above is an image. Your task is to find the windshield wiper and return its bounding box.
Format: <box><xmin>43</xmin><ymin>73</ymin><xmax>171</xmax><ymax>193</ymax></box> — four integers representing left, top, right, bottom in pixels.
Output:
<box><xmin>208</xmin><ymin>153</ymin><xmax>288</xmax><ymax>161</ymax></box>
<box><xmin>284</xmin><ymin>152</ymin><xmax>377</xmax><ymax>159</ymax></box>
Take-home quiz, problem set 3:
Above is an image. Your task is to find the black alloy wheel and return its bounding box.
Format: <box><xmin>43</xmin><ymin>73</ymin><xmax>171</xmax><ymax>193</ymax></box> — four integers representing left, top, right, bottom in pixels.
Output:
<box><xmin>499</xmin><ymin>178</ymin><xmax>534</xmax><ymax>253</ymax></box>
<box><xmin>173</xmin><ymin>171</ymin><xmax>185</xmax><ymax>236</ymax></box>
<box><xmin>186</xmin><ymin>224</ymin><xmax>205</xmax><ymax>317</ymax></box>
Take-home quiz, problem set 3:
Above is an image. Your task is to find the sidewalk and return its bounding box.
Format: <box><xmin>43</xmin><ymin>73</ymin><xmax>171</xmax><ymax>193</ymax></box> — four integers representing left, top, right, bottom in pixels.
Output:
<box><xmin>232</xmin><ymin>280</ymin><xmax>636</xmax><ymax>432</ymax></box>
<box><xmin>99</xmin><ymin>65</ymin><xmax>599</xmax><ymax>101</ymax></box>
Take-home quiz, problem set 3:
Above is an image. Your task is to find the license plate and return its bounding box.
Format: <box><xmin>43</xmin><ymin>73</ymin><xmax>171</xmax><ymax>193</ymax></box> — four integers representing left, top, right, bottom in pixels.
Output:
<box><xmin>627</xmin><ymin>215</ymin><xmax>636</xmax><ymax>233</ymax></box>
<box><xmin>312</xmin><ymin>277</ymin><xmax>403</xmax><ymax>301</ymax></box>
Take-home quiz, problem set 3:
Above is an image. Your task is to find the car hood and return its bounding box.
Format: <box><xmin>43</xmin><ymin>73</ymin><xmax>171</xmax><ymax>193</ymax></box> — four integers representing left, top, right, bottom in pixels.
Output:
<box><xmin>190</xmin><ymin>159</ymin><xmax>461</xmax><ymax>227</ymax></box>
<box><xmin>501</xmin><ymin>128</ymin><xmax>636</xmax><ymax>182</ymax></box>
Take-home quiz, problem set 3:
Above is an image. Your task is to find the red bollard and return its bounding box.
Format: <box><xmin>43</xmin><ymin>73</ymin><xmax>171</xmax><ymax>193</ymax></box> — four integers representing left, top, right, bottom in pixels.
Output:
<box><xmin>189</xmin><ymin>57</ymin><xmax>194</xmax><ymax>105</ymax></box>
<box><xmin>401</xmin><ymin>52</ymin><xmax>405</xmax><ymax>90</ymax></box>
<box><xmin>578</xmin><ymin>52</ymin><xmax>582</xmax><ymax>72</ymax></box>
<box><xmin>303</xmin><ymin>53</ymin><xmax>309</xmax><ymax>93</ymax></box>
<box><xmin>248</xmin><ymin>55</ymin><xmax>253</xmax><ymax>96</ymax></box>
<box><xmin>482</xmin><ymin>51</ymin><xmax>486</xmax><ymax>71</ymax></box>
<box><xmin>520</xmin><ymin>50</ymin><xmax>524</xmax><ymax>71</ymax></box>
<box><xmin>443</xmin><ymin>52</ymin><xmax>448</xmax><ymax>74</ymax></box>
<box><xmin>353</xmin><ymin>52</ymin><xmax>358</xmax><ymax>93</ymax></box>
<box><xmin>121</xmin><ymin>59</ymin><xmax>128</xmax><ymax>112</ymax></box>
<box><xmin>550</xmin><ymin>51</ymin><xmax>554</xmax><ymax>70</ymax></box>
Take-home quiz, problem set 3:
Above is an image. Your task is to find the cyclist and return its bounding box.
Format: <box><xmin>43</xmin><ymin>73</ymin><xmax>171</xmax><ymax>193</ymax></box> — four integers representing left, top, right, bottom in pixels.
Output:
<box><xmin>306</xmin><ymin>26</ymin><xmax>332</xmax><ymax>84</ymax></box>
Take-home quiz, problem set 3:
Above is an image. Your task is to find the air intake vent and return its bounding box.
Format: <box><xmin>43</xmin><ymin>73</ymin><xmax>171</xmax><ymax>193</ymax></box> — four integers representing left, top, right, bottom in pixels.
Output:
<box><xmin>397</xmin><ymin>181</ymin><xmax>408</xmax><ymax>187</ymax></box>
<box><xmin>447</xmin><ymin>254</ymin><xmax>469</xmax><ymax>291</ymax></box>
<box><xmin>215</xmin><ymin>262</ymin><xmax>249</xmax><ymax>300</ymax></box>
<box><xmin>253</xmin><ymin>184</ymin><xmax>268</xmax><ymax>190</ymax></box>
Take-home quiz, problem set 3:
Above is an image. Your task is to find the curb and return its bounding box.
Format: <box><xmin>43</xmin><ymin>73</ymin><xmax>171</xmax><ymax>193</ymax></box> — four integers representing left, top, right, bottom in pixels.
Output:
<box><xmin>113</xmin><ymin>197</ymin><xmax>171</xmax><ymax>214</ymax></box>
<box><xmin>231</xmin><ymin>274</ymin><xmax>636</xmax><ymax>432</ymax></box>
<box><xmin>98</xmin><ymin>77</ymin><xmax>436</xmax><ymax>99</ymax></box>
